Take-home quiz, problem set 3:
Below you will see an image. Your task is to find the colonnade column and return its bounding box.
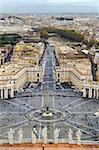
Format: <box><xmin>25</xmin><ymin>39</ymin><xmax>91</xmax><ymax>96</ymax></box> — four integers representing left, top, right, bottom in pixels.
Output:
<box><xmin>83</xmin><ymin>87</ymin><xmax>99</xmax><ymax>99</ymax></box>
<box><xmin>83</xmin><ymin>88</ymin><xmax>86</xmax><ymax>97</ymax></box>
<box><xmin>11</xmin><ymin>88</ymin><xmax>14</xmax><ymax>98</ymax></box>
<box><xmin>97</xmin><ymin>89</ymin><xmax>99</xmax><ymax>99</ymax></box>
<box><xmin>4</xmin><ymin>89</ymin><xmax>8</xmax><ymax>99</ymax></box>
<box><xmin>89</xmin><ymin>88</ymin><xmax>92</xmax><ymax>98</ymax></box>
<box><xmin>91</xmin><ymin>89</ymin><xmax>99</xmax><ymax>99</ymax></box>
<box><xmin>0</xmin><ymin>88</ymin><xmax>14</xmax><ymax>99</ymax></box>
<box><xmin>93</xmin><ymin>89</ymin><xmax>96</xmax><ymax>98</ymax></box>
<box><xmin>1</xmin><ymin>89</ymin><xmax>3</xmax><ymax>99</ymax></box>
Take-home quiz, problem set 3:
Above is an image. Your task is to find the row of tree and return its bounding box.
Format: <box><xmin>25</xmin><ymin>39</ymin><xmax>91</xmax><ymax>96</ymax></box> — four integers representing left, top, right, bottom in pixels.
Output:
<box><xmin>40</xmin><ymin>27</ymin><xmax>84</xmax><ymax>42</ymax></box>
<box><xmin>0</xmin><ymin>33</ymin><xmax>22</xmax><ymax>47</ymax></box>
<box><xmin>40</xmin><ymin>27</ymin><xmax>99</xmax><ymax>48</ymax></box>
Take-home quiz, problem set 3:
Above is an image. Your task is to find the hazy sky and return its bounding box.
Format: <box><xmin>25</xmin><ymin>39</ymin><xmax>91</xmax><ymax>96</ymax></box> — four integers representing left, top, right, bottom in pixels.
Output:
<box><xmin>0</xmin><ymin>0</ymin><xmax>98</xmax><ymax>4</ymax></box>
<box><xmin>0</xmin><ymin>0</ymin><xmax>98</xmax><ymax>13</ymax></box>
<box><xmin>0</xmin><ymin>0</ymin><xmax>98</xmax><ymax>3</ymax></box>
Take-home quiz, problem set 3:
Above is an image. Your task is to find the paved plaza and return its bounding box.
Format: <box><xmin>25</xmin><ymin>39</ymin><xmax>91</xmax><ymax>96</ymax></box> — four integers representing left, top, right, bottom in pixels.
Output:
<box><xmin>0</xmin><ymin>86</ymin><xmax>99</xmax><ymax>141</ymax></box>
<box><xmin>0</xmin><ymin>43</ymin><xmax>99</xmax><ymax>143</ymax></box>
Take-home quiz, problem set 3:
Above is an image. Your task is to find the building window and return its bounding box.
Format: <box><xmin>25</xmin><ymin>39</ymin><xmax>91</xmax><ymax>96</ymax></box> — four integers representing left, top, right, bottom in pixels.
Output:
<box><xmin>37</xmin><ymin>79</ymin><xmax>39</xmax><ymax>82</ymax></box>
<box><xmin>37</xmin><ymin>73</ymin><xmax>39</xmax><ymax>77</ymax></box>
<box><xmin>58</xmin><ymin>73</ymin><xmax>60</xmax><ymax>77</ymax></box>
<box><xmin>0</xmin><ymin>90</ymin><xmax>1</xmax><ymax>98</ymax></box>
<box><xmin>58</xmin><ymin>79</ymin><xmax>60</xmax><ymax>82</ymax></box>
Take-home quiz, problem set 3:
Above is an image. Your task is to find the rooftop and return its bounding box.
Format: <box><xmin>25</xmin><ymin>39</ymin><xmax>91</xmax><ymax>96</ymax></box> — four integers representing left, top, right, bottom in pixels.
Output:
<box><xmin>0</xmin><ymin>63</ymin><xmax>23</xmax><ymax>77</ymax></box>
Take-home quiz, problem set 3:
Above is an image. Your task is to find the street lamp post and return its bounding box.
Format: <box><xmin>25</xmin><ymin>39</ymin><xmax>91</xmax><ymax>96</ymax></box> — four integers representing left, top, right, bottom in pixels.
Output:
<box><xmin>42</xmin><ymin>144</ymin><xmax>45</xmax><ymax>150</ymax></box>
<box><xmin>94</xmin><ymin>110</ymin><xmax>99</xmax><ymax>122</ymax></box>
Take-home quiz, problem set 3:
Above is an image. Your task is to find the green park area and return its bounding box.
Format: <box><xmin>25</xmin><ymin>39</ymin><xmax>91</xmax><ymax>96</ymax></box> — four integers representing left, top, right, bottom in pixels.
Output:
<box><xmin>0</xmin><ymin>33</ymin><xmax>21</xmax><ymax>47</ymax></box>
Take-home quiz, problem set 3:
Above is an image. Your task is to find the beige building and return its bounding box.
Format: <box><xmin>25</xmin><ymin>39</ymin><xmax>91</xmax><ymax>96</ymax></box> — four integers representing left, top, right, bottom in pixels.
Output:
<box><xmin>0</xmin><ymin>61</ymin><xmax>98</xmax><ymax>99</ymax></box>
<box><xmin>0</xmin><ymin>39</ymin><xmax>99</xmax><ymax>100</ymax></box>
<box><xmin>83</xmin><ymin>81</ymin><xmax>99</xmax><ymax>99</ymax></box>
<box><xmin>0</xmin><ymin>63</ymin><xmax>43</xmax><ymax>99</ymax></box>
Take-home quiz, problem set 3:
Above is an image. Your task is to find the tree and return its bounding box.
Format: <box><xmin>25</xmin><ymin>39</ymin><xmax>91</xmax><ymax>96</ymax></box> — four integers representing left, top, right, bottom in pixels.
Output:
<box><xmin>40</xmin><ymin>30</ymin><xmax>49</xmax><ymax>39</ymax></box>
